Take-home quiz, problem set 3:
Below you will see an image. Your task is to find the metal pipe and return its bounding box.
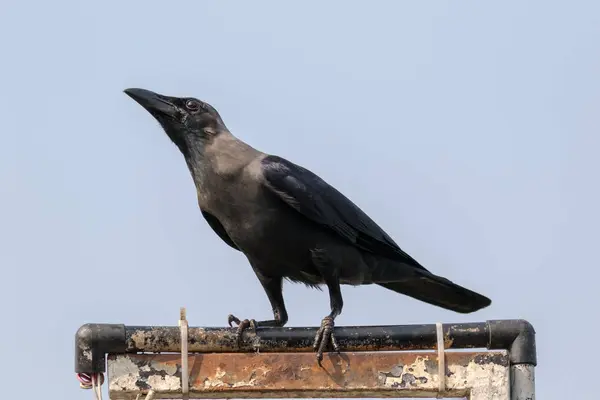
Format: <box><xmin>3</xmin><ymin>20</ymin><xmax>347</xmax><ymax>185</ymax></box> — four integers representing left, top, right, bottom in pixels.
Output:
<box><xmin>511</xmin><ymin>364</ymin><xmax>535</xmax><ymax>400</ymax></box>
<box><xmin>124</xmin><ymin>322</ymin><xmax>489</xmax><ymax>353</ymax></box>
<box><xmin>75</xmin><ymin>319</ymin><xmax>535</xmax><ymax>374</ymax></box>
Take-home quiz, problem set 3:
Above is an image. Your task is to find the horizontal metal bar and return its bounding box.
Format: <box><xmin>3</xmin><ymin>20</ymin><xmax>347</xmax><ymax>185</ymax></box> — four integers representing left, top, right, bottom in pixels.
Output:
<box><xmin>75</xmin><ymin>319</ymin><xmax>536</xmax><ymax>374</ymax></box>
<box><xmin>124</xmin><ymin>322</ymin><xmax>489</xmax><ymax>353</ymax></box>
<box><xmin>107</xmin><ymin>351</ymin><xmax>510</xmax><ymax>399</ymax></box>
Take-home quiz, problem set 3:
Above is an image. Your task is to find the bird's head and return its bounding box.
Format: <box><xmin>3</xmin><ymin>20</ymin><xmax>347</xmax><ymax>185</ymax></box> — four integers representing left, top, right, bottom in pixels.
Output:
<box><xmin>124</xmin><ymin>88</ymin><xmax>227</xmax><ymax>158</ymax></box>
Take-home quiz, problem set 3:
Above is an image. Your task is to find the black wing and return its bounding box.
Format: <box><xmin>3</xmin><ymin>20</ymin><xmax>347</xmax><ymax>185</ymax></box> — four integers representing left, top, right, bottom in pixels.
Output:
<box><xmin>201</xmin><ymin>210</ymin><xmax>240</xmax><ymax>251</ymax></box>
<box><xmin>261</xmin><ymin>155</ymin><xmax>426</xmax><ymax>270</ymax></box>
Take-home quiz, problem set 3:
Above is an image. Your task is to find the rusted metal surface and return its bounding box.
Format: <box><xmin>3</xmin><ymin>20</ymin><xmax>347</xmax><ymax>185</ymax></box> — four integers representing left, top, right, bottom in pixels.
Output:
<box><xmin>124</xmin><ymin>322</ymin><xmax>489</xmax><ymax>354</ymax></box>
<box><xmin>107</xmin><ymin>351</ymin><xmax>509</xmax><ymax>399</ymax></box>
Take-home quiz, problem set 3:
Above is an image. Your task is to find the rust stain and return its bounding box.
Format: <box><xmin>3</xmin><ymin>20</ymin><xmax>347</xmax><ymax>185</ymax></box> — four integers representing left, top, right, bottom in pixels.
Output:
<box><xmin>443</xmin><ymin>331</ymin><xmax>454</xmax><ymax>349</ymax></box>
<box><xmin>108</xmin><ymin>350</ymin><xmax>509</xmax><ymax>398</ymax></box>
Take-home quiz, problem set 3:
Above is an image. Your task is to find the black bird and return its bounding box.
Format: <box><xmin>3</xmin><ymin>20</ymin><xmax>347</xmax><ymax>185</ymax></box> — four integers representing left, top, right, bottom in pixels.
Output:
<box><xmin>124</xmin><ymin>88</ymin><xmax>492</xmax><ymax>364</ymax></box>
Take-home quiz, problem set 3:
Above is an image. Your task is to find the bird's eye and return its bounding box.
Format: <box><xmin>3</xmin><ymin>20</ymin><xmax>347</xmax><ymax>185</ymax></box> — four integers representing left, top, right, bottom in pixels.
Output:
<box><xmin>185</xmin><ymin>100</ymin><xmax>200</xmax><ymax>111</ymax></box>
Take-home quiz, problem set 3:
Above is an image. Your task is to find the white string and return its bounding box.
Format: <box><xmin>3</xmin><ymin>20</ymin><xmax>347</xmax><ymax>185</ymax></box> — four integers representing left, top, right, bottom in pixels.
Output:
<box><xmin>436</xmin><ymin>322</ymin><xmax>446</xmax><ymax>397</ymax></box>
<box><xmin>91</xmin><ymin>374</ymin><xmax>103</xmax><ymax>400</ymax></box>
<box><xmin>179</xmin><ymin>307</ymin><xmax>189</xmax><ymax>399</ymax></box>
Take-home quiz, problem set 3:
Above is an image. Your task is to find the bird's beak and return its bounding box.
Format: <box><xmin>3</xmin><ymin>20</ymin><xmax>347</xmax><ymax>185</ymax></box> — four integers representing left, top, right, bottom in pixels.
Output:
<box><xmin>124</xmin><ymin>88</ymin><xmax>178</xmax><ymax>118</ymax></box>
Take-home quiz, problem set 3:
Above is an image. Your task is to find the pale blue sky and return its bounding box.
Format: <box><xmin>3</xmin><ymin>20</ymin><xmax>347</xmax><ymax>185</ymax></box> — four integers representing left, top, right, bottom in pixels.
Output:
<box><xmin>1</xmin><ymin>1</ymin><xmax>599</xmax><ymax>399</ymax></box>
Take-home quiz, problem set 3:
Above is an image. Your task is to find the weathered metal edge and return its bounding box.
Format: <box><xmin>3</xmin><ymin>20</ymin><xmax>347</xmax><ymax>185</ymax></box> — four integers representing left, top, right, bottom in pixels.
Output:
<box><xmin>107</xmin><ymin>351</ymin><xmax>510</xmax><ymax>399</ymax></box>
<box><xmin>75</xmin><ymin>319</ymin><xmax>536</xmax><ymax>374</ymax></box>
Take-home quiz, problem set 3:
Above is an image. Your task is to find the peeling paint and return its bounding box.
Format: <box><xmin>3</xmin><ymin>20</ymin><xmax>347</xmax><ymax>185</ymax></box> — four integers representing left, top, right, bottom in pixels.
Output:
<box><xmin>108</xmin><ymin>351</ymin><xmax>510</xmax><ymax>399</ymax></box>
<box><xmin>203</xmin><ymin>369</ymin><xmax>228</xmax><ymax>388</ymax></box>
<box><xmin>149</xmin><ymin>359</ymin><xmax>177</xmax><ymax>375</ymax></box>
<box><xmin>448</xmin><ymin>356</ymin><xmax>510</xmax><ymax>399</ymax></box>
<box><xmin>109</xmin><ymin>356</ymin><xmax>142</xmax><ymax>377</ymax></box>
<box><xmin>82</xmin><ymin>349</ymin><xmax>92</xmax><ymax>361</ymax></box>
<box><xmin>129</xmin><ymin>331</ymin><xmax>147</xmax><ymax>351</ymax></box>
<box><xmin>147</xmin><ymin>375</ymin><xmax>180</xmax><ymax>391</ymax></box>
<box><xmin>379</xmin><ymin>356</ymin><xmax>432</xmax><ymax>389</ymax></box>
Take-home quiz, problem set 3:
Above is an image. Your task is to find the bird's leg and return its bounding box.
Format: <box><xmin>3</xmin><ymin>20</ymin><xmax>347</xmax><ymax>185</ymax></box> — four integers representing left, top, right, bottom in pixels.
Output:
<box><xmin>313</xmin><ymin>278</ymin><xmax>343</xmax><ymax>366</ymax></box>
<box><xmin>227</xmin><ymin>275</ymin><xmax>288</xmax><ymax>346</ymax></box>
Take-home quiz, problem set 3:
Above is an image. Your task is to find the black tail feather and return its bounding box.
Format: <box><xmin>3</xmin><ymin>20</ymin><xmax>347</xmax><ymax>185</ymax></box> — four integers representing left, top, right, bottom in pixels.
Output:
<box><xmin>378</xmin><ymin>273</ymin><xmax>491</xmax><ymax>313</ymax></box>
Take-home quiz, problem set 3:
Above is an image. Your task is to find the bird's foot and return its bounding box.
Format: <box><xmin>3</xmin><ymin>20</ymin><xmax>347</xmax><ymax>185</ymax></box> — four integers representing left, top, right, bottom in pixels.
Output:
<box><xmin>227</xmin><ymin>314</ymin><xmax>257</xmax><ymax>346</ymax></box>
<box><xmin>313</xmin><ymin>316</ymin><xmax>340</xmax><ymax>366</ymax></box>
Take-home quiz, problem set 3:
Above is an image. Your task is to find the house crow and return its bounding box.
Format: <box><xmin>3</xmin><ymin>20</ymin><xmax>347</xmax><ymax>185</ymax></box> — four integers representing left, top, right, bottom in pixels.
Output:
<box><xmin>124</xmin><ymin>88</ymin><xmax>492</xmax><ymax>364</ymax></box>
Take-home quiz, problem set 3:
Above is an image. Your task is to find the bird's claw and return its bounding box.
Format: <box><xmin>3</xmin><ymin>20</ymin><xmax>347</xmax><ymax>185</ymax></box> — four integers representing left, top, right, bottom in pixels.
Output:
<box><xmin>313</xmin><ymin>316</ymin><xmax>339</xmax><ymax>366</ymax></box>
<box><xmin>227</xmin><ymin>314</ymin><xmax>256</xmax><ymax>346</ymax></box>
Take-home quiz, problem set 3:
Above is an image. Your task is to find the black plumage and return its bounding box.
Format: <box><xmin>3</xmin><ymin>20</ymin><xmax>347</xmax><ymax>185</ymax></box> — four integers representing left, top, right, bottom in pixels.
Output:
<box><xmin>124</xmin><ymin>88</ymin><xmax>491</xmax><ymax>364</ymax></box>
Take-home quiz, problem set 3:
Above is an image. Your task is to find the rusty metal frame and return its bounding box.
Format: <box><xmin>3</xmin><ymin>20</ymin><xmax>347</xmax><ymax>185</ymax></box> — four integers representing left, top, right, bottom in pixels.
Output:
<box><xmin>75</xmin><ymin>319</ymin><xmax>536</xmax><ymax>400</ymax></box>
<box><xmin>107</xmin><ymin>351</ymin><xmax>511</xmax><ymax>399</ymax></box>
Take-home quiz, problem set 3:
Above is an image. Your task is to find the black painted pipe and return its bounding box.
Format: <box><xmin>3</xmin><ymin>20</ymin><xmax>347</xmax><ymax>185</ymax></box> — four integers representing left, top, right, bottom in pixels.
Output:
<box><xmin>75</xmin><ymin>319</ymin><xmax>535</xmax><ymax>374</ymax></box>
